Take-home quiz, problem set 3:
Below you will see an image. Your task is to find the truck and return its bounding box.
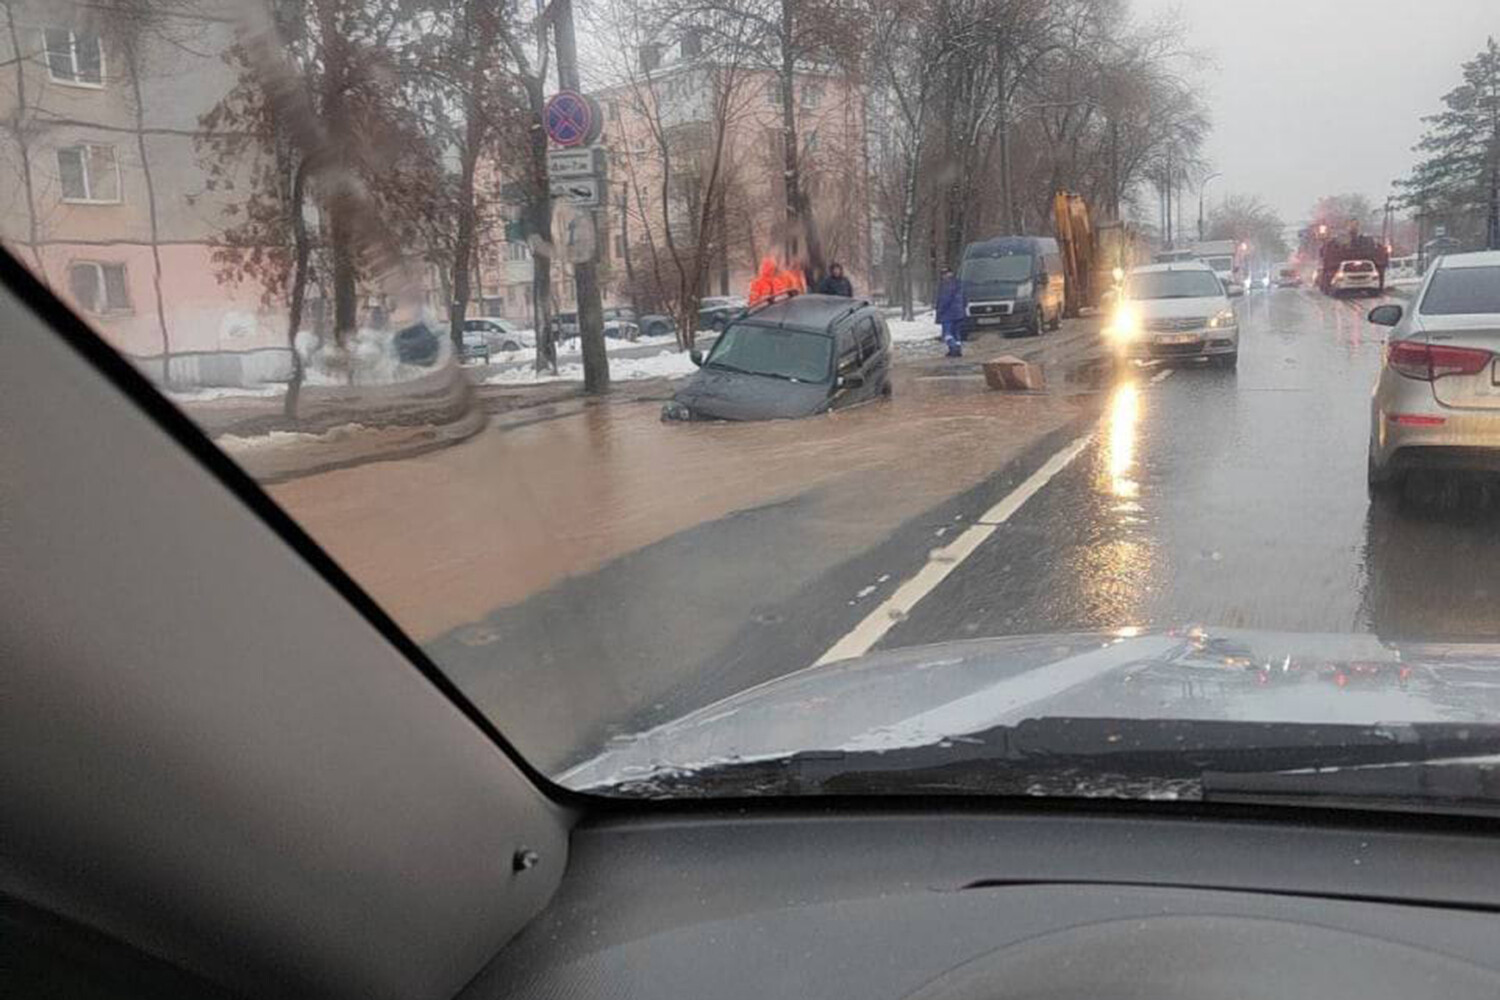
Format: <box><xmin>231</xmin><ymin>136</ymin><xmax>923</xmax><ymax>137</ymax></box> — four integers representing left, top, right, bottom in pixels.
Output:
<box><xmin>1192</xmin><ymin>240</ymin><xmax>1244</xmax><ymax>293</ymax></box>
<box><xmin>1316</xmin><ymin>228</ymin><xmax>1389</xmax><ymax>296</ymax></box>
<box><xmin>1052</xmin><ymin>191</ymin><xmax>1143</xmax><ymax>317</ymax></box>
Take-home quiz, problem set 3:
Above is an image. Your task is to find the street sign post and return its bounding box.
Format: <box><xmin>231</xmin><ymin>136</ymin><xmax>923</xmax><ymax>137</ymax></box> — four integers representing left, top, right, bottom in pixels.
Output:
<box><xmin>549</xmin><ymin>176</ymin><xmax>603</xmax><ymax>208</ymax></box>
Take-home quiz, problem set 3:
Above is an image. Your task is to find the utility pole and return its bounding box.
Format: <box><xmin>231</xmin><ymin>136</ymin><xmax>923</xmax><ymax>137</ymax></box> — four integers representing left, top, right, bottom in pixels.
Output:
<box><xmin>550</xmin><ymin>0</ymin><xmax>608</xmax><ymax>393</ymax></box>
<box><xmin>1198</xmin><ymin>172</ymin><xmax>1222</xmax><ymax>243</ymax></box>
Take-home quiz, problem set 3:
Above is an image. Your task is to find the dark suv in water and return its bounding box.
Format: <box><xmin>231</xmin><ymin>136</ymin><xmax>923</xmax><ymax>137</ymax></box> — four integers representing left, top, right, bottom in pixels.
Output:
<box><xmin>662</xmin><ymin>294</ymin><xmax>892</xmax><ymax>421</ymax></box>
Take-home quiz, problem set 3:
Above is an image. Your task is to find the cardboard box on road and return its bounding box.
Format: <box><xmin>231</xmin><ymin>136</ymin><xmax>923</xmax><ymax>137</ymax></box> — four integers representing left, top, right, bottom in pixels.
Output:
<box><xmin>983</xmin><ymin>355</ymin><xmax>1045</xmax><ymax>391</ymax></box>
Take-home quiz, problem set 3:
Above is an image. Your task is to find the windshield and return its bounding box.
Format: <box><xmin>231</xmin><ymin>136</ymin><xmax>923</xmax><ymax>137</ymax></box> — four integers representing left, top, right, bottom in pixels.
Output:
<box><xmin>1420</xmin><ymin>266</ymin><xmax>1500</xmax><ymax>314</ymax></box>
<box><xmin>961</xmin><ymin>255</ymin><xmax>1034</xmax><ymax>285</ymax></box>
<box><xmin>1127</xmin><ymin>271</ymin><xmax>1225</xmax><ymax>300</ymax></box>
<box><xmin>704</xmin><ymin>323</ymin><xmax>833</xmax><ymax>382</ymax></box>
<box><xmin>10</xmin><ymin>0</ymin><xmax>1500</xmax><ymax>814</ymax></box>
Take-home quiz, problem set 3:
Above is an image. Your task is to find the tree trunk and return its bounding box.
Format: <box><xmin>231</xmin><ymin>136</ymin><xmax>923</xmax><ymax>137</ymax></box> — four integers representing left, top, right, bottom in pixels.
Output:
<box><xmin>285</xmin><ymin>158</ymin><xmax>311</xmax><ymax>422</ymax></box>
<box><xmin>522</xmin><ymin>74</ymin><xmax>556</xmax><ymax>373</ymax></box>
<box><xmin>450</xmin><ymin>135</ymin><xmax>480</xmax><ymax>354</ymax></box>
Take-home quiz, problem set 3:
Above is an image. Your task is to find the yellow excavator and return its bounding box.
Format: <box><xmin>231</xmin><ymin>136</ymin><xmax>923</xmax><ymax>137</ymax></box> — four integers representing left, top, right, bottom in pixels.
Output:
<box><xmin>1053</xmin><ymin>191</ymin><xmax>1141</xmax><ymax>317</ymax></box>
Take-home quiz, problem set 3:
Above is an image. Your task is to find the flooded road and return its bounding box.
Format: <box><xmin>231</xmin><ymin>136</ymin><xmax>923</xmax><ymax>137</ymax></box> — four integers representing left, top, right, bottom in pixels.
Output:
<box><xmin>272</xmin><ymin>295</ymin><xmax>1500</xmax><ymax>774</ymax></box>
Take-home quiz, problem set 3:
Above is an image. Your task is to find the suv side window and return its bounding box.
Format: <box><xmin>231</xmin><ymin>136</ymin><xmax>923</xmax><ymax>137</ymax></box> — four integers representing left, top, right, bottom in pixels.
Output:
<box><xmin>836</xmin><ymin>324</ymin><xmax>861</xmax><ymax>374</ymax></box>
<box><xmin>856</xmin><ymin>316</ymin><xmax>880</xmax><ymax>362</ymax></box>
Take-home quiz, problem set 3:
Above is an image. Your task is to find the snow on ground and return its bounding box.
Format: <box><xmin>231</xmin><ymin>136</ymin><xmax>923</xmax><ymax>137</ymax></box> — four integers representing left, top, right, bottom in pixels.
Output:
<box><xmin>167</xmin><ymin>384</ymin><xmax>285</xmax><ymax>403</ymax></box>
<box><xmin>485</xmin><ymin>349</ymin><xmax>699</xmax><ymax>385</ymax></box>
<box><xmin>886</xmin><ymin>310</ymin><xmax>940</xmax><ymax>344</ymax></box>
<box><xmin>216</xmin><ymin>422</ymin><xmax>369</xmax><ymax>453</ymax></box>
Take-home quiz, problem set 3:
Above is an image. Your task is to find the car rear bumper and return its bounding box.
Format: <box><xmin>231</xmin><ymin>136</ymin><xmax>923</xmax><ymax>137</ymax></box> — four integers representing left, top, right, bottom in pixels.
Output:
<box><xmin>1373</xmin><ymin>383</ymin><xmax>1500</xmax><ymax>473</ymax></box>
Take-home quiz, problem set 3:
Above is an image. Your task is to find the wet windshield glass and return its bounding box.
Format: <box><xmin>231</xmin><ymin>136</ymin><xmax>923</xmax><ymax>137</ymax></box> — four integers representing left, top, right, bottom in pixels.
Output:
<box><xmin>1420</xmin><ymin>267</ymin><xmax>1500</xmax><ymax>314</ymax></box>
<box><xmin>8</xmin><ymin>0</ymin><xmax>1500</xmax><ymax>810</ymax></box>
<box><xmin>705</xmin><ymin>324</ymin><xmax>832</xmax><ymax>382</ymax></box>
<box><xmin>1128</xmin><ymin>271</ymin><xmax>1225</xmax><ymax>300</ymax></box>
<box><xmin>961</xmin><ymin>256</ymin><xmax>1034</xmax><ymax>284</ymax></box>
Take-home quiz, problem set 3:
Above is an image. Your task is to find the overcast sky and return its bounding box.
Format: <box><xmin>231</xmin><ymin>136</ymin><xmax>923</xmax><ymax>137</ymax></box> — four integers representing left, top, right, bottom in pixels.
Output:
<box><xmin>1131</xmin><ymin>0</ymin><xmax>1494</xmax><ymax>227</ymax></box>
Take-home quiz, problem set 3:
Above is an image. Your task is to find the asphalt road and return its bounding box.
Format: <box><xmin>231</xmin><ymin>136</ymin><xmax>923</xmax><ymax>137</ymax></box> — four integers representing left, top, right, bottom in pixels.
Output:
<box><xmin>297</xmin><ymin>289</ymin><xmax>1500</xmax><ymax>774</ymax></box>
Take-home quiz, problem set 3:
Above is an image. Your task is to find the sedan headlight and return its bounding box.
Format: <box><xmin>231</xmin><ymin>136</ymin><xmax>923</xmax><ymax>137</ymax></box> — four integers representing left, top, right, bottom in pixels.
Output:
<box><xmin>661</xmin><ymin>400</ymin><xmax>693</xmax><ymax>422</ymax></box>
<box><xmin>1208</xmin><ymin>309</ymin><xmax>1237</xmax><ymax>330</ymax></box>
<box><xmin>1106</xmin><ymin>305</ymin><xmax>1141</xmax><ymax>343</ymax></box>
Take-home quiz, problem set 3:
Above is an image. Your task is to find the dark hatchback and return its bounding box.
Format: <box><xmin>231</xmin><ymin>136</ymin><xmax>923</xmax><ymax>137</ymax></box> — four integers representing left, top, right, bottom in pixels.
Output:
<box><xmin>663</xmin><ymin>295</ymin><xmax>892</xmax><ymax>422</ymax></box>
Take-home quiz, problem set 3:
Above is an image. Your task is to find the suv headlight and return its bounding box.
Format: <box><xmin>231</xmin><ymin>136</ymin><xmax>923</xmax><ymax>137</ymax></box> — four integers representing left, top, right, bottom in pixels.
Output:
<box><xmin>661</xmin><ymin>400</ymin><xmax>693</xmax><ymax>422</ymax></box>
<box><xmin>1208</xmin><ymin>309</ymin><xmax>1237</xmax><ymax>329</ymax></box>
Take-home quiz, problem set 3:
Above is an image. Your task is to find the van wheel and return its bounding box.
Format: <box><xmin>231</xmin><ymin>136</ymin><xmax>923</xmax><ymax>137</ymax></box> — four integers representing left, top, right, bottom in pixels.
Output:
<box><xmin>1027</xmin><ymin>312</ymin><xmax>1042</xmax><ymax>338</ymax></box>
<box><xmin>1046</xmin><ymin>308</ymin><xmax>1062</xmax><ymax>332</ymax></box>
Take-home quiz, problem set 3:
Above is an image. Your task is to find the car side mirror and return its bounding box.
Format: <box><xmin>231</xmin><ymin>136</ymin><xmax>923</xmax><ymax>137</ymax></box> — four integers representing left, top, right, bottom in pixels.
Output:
<box><xmin>689</xmin><ymin>349</ymin><xmax>704</xmax><ymax>366</ymax></box>
<box><xmin>1368</xmin><ymin>304</ymin><xmax>1403</xmax><ymax>327</ymax></box>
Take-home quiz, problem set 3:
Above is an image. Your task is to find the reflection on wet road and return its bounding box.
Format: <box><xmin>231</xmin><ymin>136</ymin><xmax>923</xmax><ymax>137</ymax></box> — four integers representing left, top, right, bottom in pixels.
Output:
<box><xmin>887</xmin><ymin>288</ymin><xmax>1500</xmax><ymax>650</ymax></box>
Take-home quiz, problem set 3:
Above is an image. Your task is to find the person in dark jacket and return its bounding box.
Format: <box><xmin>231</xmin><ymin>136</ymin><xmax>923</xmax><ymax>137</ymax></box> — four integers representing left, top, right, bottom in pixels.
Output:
<box><xmin>935</xmin><ymin>267</ymin><xmax>966</xmax><ymax>357</ymax></box>
<box><xmin>816</xmin><ymin>262</ymin><xmax>853</xmax><ymax>297</ymax></box>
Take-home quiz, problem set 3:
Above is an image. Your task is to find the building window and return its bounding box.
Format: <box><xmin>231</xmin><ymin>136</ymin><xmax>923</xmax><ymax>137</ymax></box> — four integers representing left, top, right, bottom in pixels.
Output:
<box><xmin>800</xmin><ymin>80</ymin><xmax>823</xmax><ymax>110</ymax></box>
<box><xmin>766</xmin><ymin>79</ymin><xmax>780</xmax><ymax>107</ymax></box>
<box><xmin>43</xmin><ymin>28</ymin><xmax>104</xmax><ymax>87</ymax></box>
<box><xmin>504</xmin><ymin>242</ymin><xmax>530</xmax><ymax>262</ymax></box>
<box><xmin>804</xmin><ymin>129</ymin><xmax>819</xmax><ymax>154</ymax></box>
<box><xmin>67</xmin><ymin>261</ymin><xmax>130</xmax><ymax>313</ymax></box>
<box><xmin>57</xmin><ymin>144</ymin><xmax>121</xmax><ymax>203</ymax></box>
<box><xmin>607</xmin><ymin>99</ymin><xmax>619</xmax><ymax>121</ymax></box>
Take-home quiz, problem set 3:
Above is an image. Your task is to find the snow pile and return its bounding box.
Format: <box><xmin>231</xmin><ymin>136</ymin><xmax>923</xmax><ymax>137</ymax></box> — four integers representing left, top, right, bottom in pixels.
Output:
<box><xmin>886</xmin><ymin>311</ymin><xmax>941</xmax><ymax>344</ymax></box>
<box><xmin>167</xmin><ymin>384</ymin><xmax>285</xmax><ymax>403</ymax></box>
<box><xmin>216</xmin><ymin>421</ymin><xmax>369</xmax><ymax>453</ymax></box>
<box><xmin>485</xmin><ymin>349</ymin><xmax>699</xmax><ymax>385</ymax></box>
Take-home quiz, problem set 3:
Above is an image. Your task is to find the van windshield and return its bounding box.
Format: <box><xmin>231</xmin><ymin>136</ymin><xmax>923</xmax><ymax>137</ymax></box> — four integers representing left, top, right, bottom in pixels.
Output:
<box><xmin>961</xmin><ymin>255</ymin><xmax>1034</xmax><ymax>285</ymax></box>
<box><xmin>705</xmin><ymin>324</ymin><xmax>833</xmax><ymax>382</ymax></box>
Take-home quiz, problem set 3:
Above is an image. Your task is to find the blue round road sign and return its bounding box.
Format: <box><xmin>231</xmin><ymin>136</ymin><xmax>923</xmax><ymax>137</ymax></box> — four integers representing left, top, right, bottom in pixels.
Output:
<box><xmin>544</xmin><ymin>90</ymin><xmax>594</xmax><ymax>148</ymax></box>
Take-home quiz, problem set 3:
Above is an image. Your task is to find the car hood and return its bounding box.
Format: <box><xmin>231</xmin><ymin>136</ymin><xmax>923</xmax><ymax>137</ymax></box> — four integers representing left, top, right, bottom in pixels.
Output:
<box><xmin>672</xmin><ymin>368</ymin><xmax>831</xmax><ymax>420</ymax></box>
<box><xmin>561</xmin><ymin>627</ymin><xmax>1500</xmax><ymax>790</ymax></box>
<box><xmin>1131</xmin><ymin>296</ymin><xmax>1227</xmax><ymax>320</ymax></box>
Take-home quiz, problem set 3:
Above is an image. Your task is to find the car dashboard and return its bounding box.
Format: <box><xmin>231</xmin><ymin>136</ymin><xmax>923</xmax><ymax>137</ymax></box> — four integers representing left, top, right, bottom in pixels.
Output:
<box><xmin>464</xmin><ymin>805</ymin><xmax>1500</xmax><ymax>1000</ymax></box>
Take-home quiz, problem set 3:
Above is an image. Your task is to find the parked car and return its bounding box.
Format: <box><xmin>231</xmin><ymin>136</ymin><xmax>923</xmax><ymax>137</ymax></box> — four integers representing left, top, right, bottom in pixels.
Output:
<box><xmin>463</xmin><ymin>316</ymin><xmax>535</xmax><ymax>353</ymax></box>
<box><xmin>662</xmin><ymin>294</ymin><xmax>891</xmax><ymax>422</ymax></box>
<box><xmin>1274</xmin><ymin>264</ymin><xmax>1304</xmax><ymax>288</ymax></box>
<box><xmin>459</xmin><ymin>328</ymin><xmax>491</xmax><ymax>364</ymax></box>
<box><xmin>637</xmin><ymin>314</ymin><xmax>674</xmax><ymax>338</ymax></box>
<box><xmin>548</xmin><ymin>312</ymin><xmax>580</xmax><ymax>340</ymax></box>
<box><xmin>1366</xmin><ymin>251</ymin><xmax>1500</xmax><ymax>496</ymax></box>
<box><xmin>1330</xmin><ymin>259</ymin><xmax>1382</xmax><ymax>297</ymax></box>
<box><xmin>698</xmin><ymin>296</ymin><xmax>747</xmax><ymax>331</ymax></box>
<box><xmin>1107</xmin><ymin>260</ymin><xmax>1239</xmax><ymax>368</ymax></box>
<box><xmin>602</xmin><ymin>319</ymin><xmax>639</xmax><ymax>341</ymax></box>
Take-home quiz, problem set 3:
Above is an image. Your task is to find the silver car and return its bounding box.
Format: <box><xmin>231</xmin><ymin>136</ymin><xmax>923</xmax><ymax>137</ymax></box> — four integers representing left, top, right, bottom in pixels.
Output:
<box><xmin>1107</xmin><ymin>260</ymin><xmax>1240</xmax><ymax>368</ymax></box>
<box><xmin>1367</xmin><ymin>250</ymin><xmax>1500</xmax><ymax>496</ymax></box>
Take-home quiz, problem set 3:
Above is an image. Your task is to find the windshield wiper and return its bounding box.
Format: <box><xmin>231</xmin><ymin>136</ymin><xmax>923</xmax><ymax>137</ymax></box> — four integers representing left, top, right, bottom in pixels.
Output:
<box><xmin>704</xmin><ymin>360</ymin><xmax>752</xmax><ymax>374</ymax></box>
<box><xmin>595</xmin><ymin>718</ymin><xmax>1500</xmax><ymax>802</ymax></box>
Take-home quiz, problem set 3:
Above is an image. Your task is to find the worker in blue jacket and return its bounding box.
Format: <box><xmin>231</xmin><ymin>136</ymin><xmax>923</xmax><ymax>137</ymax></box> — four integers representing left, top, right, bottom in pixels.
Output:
<box><xmin>935</xmin><ymin>268</ymin><xmax>967</xmax><ymax>358</ymax></box>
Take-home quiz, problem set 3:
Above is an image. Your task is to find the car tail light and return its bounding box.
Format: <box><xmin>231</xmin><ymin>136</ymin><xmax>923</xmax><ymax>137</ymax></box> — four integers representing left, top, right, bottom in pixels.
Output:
<box><xmin>1387</xmin><ymin>341</ymin><xmax>1492</xmax><ymax>380</ymax></box>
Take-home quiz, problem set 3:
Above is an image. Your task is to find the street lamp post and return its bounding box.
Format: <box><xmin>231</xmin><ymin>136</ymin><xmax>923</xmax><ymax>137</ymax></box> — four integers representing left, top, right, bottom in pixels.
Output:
<box><xmin>1198</xmin><ymin>172</ymin><xmax>1222</xmax><ymax>243</ymax></box>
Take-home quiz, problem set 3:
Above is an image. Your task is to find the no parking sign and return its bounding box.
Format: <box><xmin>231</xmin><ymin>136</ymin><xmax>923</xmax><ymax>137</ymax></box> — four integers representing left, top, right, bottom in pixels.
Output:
<box><xmin>543</xmin><ymin>90</ymin><xmax>601</xmax><ymax>148</ymax></box>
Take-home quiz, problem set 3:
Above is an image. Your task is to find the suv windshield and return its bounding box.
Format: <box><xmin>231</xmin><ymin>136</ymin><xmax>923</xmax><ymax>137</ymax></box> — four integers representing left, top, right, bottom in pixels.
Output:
<box><xmin>1128</xmin><ymin>271</ymin><xmax>1225</xmax><ymax>300</ymax></box>
<box><xmin>705</xmin><ymin>324</ymin><xmax>832</xmax><ymax>382</ymax></box>
<box><xmin>1421</xmin><ymin>267</ymin><xmax>1500</xmax><ymax>315</ymax></box>
<box><xmin>9</xmin><ymin>0</ymin><xmax>1500</xmax><ymax>814</ymax></box>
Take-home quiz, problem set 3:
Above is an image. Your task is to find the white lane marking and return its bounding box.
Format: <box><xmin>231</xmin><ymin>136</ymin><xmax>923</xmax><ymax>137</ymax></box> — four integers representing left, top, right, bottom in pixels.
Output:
<box><xmin>813</xmin><ymin>431</ymin><xmax>1095</xmax><ymax>666</ymax></box>
<box><xmin>1150</xmin><ymin>367</ymin><xmax>1174</xmax><ymax>385</ymax></box>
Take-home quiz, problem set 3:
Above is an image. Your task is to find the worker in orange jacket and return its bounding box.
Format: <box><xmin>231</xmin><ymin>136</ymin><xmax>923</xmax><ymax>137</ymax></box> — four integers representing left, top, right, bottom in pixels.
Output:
<box><xmin>748</xmin><ymin>257</ymin><xmax>778</xmax><ymax>305</ymax></box>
